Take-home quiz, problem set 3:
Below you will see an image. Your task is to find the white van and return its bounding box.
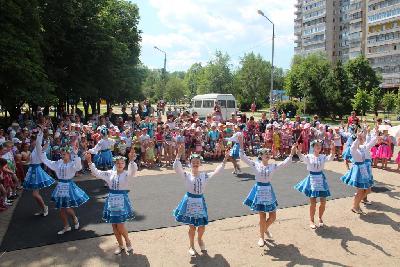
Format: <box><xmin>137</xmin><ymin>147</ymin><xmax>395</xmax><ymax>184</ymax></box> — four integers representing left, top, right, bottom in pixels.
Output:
<box><xmin>190</xmin><ymin>94</ymin><xmax>237</xmax><ymax>120</ymax></box>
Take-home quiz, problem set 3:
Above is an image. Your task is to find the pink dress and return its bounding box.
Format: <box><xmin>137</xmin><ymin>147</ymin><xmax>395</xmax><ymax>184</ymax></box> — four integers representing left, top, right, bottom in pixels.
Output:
<box><xmin>301</xmin><ymin>129</ymin><xmax>310</xmax><ymax>154</ymax></box>
<box><xmin>370</xmin><ymin>145</ymin><xmax>379</xmax><ymax>160</ymax></box>
<box><xmin>377</xmin><ymin>136</ymin><xmax>392</xmax><ymax>159</ymax></box>
<box><xmin>396</xmin><ymin>152</ymin><xmax>400</xmax><ymax>164</ymax></box>
<box><xmin>281</xmin><ymin>132</ymin><xmax>289</xmax><ymax>149</ymax></box>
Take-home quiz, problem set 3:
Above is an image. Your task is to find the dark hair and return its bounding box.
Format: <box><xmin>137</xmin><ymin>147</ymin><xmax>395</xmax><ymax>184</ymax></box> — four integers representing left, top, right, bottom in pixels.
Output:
<box><xmin>0</xmin><ymin>158</ymin><xmax>7</xmax><ymax>167</ymax></box>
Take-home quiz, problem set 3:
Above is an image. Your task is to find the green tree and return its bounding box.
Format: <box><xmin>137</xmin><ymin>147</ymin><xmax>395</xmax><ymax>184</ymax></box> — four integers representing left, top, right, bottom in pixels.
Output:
<box><xmin>234</xmin><ymin>52</ymin><xmax>270</xmax><ymax>108</ymax></box>
<box><xmin>141</xmin><ymin>68</ymin><xmax>164</xmax><ymax>101</ymax></box>
<box><xmin>284</xmin><ymin>55</ymin><xmax>305</xmax><ymax>99</ymax></box>
<box><xmin>370</xmin><ymin>87</ymin><xmax>382</xmax><ymax>115</ymax></box>
<box><xmin>381</xmin><ymin>92</ymin><xmax>396</xmax><ymax>113</ymax></box>
<box><xmin>0</xmin><ymin>0</ymin><xmax>54</xmax><ymax>118</ymax></box>
<box><xmin>395</xmin><ymin>90</ymin><xmax>400</xmax><ymax>114</ymax></box>
<box><xmin>199</xmin><ymin>51</ymin><xmax>233</xmax><ymax>94</ymax></box>
<box><xmin>284</xmin><ymin>53</ymin><xmax>331</xmax><ymax>116</ymax></box>
<box><xmin>39</xmin><ymin>0</ymin><xmax>142</xmax><ymax>115</ymax></box>
<box><xmin>165</xmin><ymin>76</ymin><xmax>186</xmax><ymax>102</ymax></box>
<box><xmin>345</xmin><ymin>56</ymin><xmax>381</xmax><ymax>92</ymax></box>
<box><xmin>184</xmin><ymin>63</ymin><xmax>203</xmax><ymax>98</ymax></box>
<box><xmin>352</xmin><ymin>89</ymin><xmax>371</xmax><ymax>116</ymax></box>
<box><xmin>325</xmin><ymin>61</ymin><xmax>353</xmax><ymax>119</ymax></box>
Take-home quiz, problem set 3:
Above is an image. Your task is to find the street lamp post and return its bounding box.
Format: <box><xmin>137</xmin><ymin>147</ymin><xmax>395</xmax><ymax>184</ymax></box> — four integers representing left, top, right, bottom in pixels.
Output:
<box><xmin>257</xmin><ymin>9</ymin><xmax>275</xmax><ymax>107</ymax></box>
<box><xmin>154</xmin><ymin>46</ymin><xmax>167</xmax><ymax>98</ymax></box>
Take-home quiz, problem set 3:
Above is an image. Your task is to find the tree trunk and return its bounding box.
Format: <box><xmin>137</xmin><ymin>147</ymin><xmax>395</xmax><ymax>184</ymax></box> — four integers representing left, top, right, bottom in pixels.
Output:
<box><xmin>83</xmin><ymin>100</ymin><xmax>89</xmax><ymax>119</ymax></box>
<box><xmin>90</xmin><ymin>101</ymin><xmax>96</xmax><ymax>115</ymax></box>
<box><xmin>97</xmin><ymin>100</ymin><xmax>101</xmax><ymax>115</ymax></box>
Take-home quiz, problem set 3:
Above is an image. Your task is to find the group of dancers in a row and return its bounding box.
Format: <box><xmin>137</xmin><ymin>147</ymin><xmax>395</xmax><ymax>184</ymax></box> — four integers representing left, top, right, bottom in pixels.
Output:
<box><xmin>21</xmin><ymin>123</ymin><xmax>379</xmax><ymax>256</ymax></box>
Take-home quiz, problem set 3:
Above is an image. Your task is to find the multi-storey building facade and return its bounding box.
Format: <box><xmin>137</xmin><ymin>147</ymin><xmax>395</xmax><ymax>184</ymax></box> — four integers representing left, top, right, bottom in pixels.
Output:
<box><xmin>366</xmin><ymin>0</ymin><xmax>400</xmax><ymax>89</ymax></box>
<box><xmin>294</xmin><ymin>0</ymin><xmax>400</xmax><ymax>89</ymax></box>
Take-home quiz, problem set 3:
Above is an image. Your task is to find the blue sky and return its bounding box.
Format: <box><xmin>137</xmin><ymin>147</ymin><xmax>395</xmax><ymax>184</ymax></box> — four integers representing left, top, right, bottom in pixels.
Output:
<box><xmin>133</xmin><ymin>0</ymin><xmax>295</xmax><ymax>71</ymax></box>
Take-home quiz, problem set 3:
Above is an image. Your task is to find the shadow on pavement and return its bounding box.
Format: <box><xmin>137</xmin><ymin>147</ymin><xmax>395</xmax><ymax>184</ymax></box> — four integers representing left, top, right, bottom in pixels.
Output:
<box><xmin>1</xmin><ymin>236</ymin><xmax>150</xmax><ymax>267</ymax></box>
<box><xmin>264</xmin><ymin>241</ymin><xmax>346</xmax><ymax>267</ymax></box>
<box><xmin>359</xmin><ymin>212</ymin><xmax>400</xmax><ymax>233</ymax></box>
<box><xmin>314</xmin><ymin>225</ymin><xmax>391</xmax><ymax>256</ymax></box>
<box><xmin>365</xmin><ymin>201</ymin><xmax>400</xmax><ymax>214</ymax></box>
<box><xmin>190</xmin><ymin>251</ymin><xmax>230</xmax><ymax>267</ymax></box>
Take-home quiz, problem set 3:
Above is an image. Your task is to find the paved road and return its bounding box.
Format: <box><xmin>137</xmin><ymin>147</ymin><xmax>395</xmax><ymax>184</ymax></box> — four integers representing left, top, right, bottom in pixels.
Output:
<box><xmin>0</xmin><ymin>163</ymin><xmax>352</xmax><ymax>251</ymax></box>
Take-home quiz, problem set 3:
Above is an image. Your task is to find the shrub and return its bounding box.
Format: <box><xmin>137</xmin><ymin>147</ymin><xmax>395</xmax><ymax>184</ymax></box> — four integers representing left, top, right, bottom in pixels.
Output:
<box><xmin>276</xmin><ymin>100</ymin><xmax>300</xmax><ymax>117</ymax></box>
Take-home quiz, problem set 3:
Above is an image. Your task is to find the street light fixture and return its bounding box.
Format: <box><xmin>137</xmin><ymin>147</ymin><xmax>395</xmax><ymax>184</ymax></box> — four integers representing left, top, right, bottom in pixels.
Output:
<box><xmin>154</xmin><ymin>46</ymin><xmax>167</xmax><ymax>76</ymax></box>
<box><xmin>154</xmin><ymin>46</ymin><xmax>167</xmax><ymax>99</ymax></box>
<box><xmin>257</xmin><ymin>9</ymin><xmax>275</xmax><ymax>107</ymax></box>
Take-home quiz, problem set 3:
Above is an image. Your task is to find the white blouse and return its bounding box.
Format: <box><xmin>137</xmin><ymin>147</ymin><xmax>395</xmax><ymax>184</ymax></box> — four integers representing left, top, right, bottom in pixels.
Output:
<box><xmin>298</xmin><ymin>153</ymin><xmax>333</xmax><ymax>172</ymax></box>
<box><xmin>173</xmin><ymin>159</ymin><xmax>225</xmax><ymax>195</ymax></box>
<box><xmin>89</xmin><ymin>162</ymin><xmax>137</xmax><ymax>190</ymax></box>
<box><xmin>351</xmin><ymin>137</ymin><xmax>377</xmax><ymax>163</ymax></box>
<box><xmin>239</xmin><ymin>151</ymin><xmax>292</xmax><ymax>183</ymax></box>
<box><xmin>364</xmin><ymin>133</ymin><xmax>377</xmax><ymax>160</ymax></box>
<box><xmin>30</xmin><ymin>131</ymin><xmax>44</xmax><ymax>164</ymax></box>
<box><xmin>88</xmin><ymin>138</ymin><xmax>115</xmax><ymax>154</ymax></box>
<box><xmin>41</xmin><ymin>153</ymin><xmax>82</xmax><ymax>180</ymax></box>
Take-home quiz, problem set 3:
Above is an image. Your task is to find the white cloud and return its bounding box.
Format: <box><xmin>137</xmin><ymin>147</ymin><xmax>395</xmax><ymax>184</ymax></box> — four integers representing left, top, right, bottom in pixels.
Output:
<box><xmin>141</xmin><ymin>0</ymin><xmax>296</xmax><ymax>70</ymax></box>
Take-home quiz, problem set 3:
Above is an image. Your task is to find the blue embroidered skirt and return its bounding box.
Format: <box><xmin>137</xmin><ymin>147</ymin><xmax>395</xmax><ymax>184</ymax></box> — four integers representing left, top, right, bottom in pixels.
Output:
<box><xmin>244</xmin><ymin>182</ymin><xmax>278</xmax><ymax>212</ymax></box>
<box><xmin>230</xmin><ymin>143</ymin><xmax>240</xmax><ymax>159</ymax></box>
<box><xmin>294</xmin><ymin>171</ymin><xmax>331</xmax><ymax>198</ymax></box>
<box><xmin>51</xmin><ymin>179</ymin><xmax>89</xmax><ymax>209</ymax></box>
<box><xmin>173</xmin><ymin>192</ymin><xmax>208</xmax><ymax>227</ymax></box>
<box><xmin>340</xmin><ymin>162</ymin><xmax>373</xmax><ymax>189</ymax></box>
<box><xmin>103</xmin><ymin>190</ymin><xmax>134</xmax><ymax>223</ymax></box>
<box><xmin>364</xmin><ymin>159</ymin><xmax>374</xmax><ymax>186</ymax></box>
<box><xmin>342</xmin><ymin>147</ymin><xmax>352</xmax><ymax>161</ymax></box>
<box><xmin>94</xmin><ymin>149</ymin><xmax>114</xmax><ymax>169</ymax></box>
<box><xmin>23</xmin><ymin>164</ymin><xmax>55</xmax><ymax>190</ymax></box>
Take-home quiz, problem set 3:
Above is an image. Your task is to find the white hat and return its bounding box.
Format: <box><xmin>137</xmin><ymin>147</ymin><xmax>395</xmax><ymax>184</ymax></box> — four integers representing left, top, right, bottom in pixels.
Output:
<box><xmin>12</xmin><ymin>138</ymin><xmax>22</xmax><ymax>144</ymax></box>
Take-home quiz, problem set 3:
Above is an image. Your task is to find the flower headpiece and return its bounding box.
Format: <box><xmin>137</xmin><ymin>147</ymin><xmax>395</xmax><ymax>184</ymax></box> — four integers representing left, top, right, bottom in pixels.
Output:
<box><xmin>310</xmin><ymin>139</ymin><xmax>323</xmax><ymax>147</ymax></box>
<box><xmin>189</xmin><ymin>153</ymin><xmax>203</xmax><ymax>161</ymax></box>
<box><xmin>113</xmin><ymin>155</ymin><xmax>126</xmax><ymax>162</ymax></box>
<box><xmin>60</xmin><ymin>145</ymin><xmax>73</xmax><ymax>153</ymax></box>
<box><xmin>100</xmin><ymin>127</ymin><xmax>109</xmax><ymax>136</ymax></box>
<box><xmin>257</xmin><ymin>148</ymin><xmax>272</xmax><ymax>160</ymax></box>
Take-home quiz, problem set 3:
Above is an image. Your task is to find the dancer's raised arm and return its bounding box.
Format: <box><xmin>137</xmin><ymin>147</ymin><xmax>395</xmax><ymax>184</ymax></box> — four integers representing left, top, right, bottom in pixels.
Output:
<box><xmin>208</xmin><ymin>150</ymin><xmax>229</xmax><ymax>179</ymax></box>
<box><xmin>173</xmin><ymin>144</ymin><xmax>186</xmax><ymax>179</ymax></box>
<box><xmin>127</xmin><ymin>149</ymin><xmax>138</xmax><ymax>178</ymax></box>
<box><xmin>85</xmin><ymin>152</ymin><xmax>110</xmax><ymax>180</ymax></box>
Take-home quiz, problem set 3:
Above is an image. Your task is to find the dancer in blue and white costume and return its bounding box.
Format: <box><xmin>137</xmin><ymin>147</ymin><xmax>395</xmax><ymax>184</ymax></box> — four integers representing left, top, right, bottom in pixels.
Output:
<box><xmin>294</xmin><ymin>140</ymin><xmax>335</xmax><ymax>229</ymax></box>
<box><xmin>238</xmin><ymin>135</ymin><xmax>296</xmax><ymax>247</ymax></box>
<box><xmin>341</xmin><ymin>128</ymin><xmax>356</xmax><ymax>170</ymax></box>
<box><xmin>360</xmin><ymin>124</ymin><xmax>378</xmax><ymax>205</ymax></box>
<box><xmin>23</xmin><ymin>126</ymin><xmax>55</xmax><ymax>216</ymax></box>
<box><xmin>85</xmin><ymin>149</ymin><xmax>137</xmax><ymax>255</ymax></box>
<box><xmin>226</xmin><ymin>129</ymin><xmax>243</xmax><ymax>175</ymax></box>
<box><xmin>88</xmin><ymin>127</ymin><xmax>115</xmax><ymax>170</ymax></box>
<box><xmin>173</xmin><ymin>144</ymin><xmax>229</xmax><ymax>256</ymax></box>
<box><xmin>40</xmin><ymin>133</ymin><xmax>89</xmax><ymax>235</ymax></box>
<box><xmin>340</xmin><ymin>132</ymin><xmax>375</xmax><ymax>215</ymax></box>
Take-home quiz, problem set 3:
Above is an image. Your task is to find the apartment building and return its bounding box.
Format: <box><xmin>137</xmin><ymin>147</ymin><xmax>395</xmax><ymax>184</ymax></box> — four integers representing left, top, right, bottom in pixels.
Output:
<box><xmin>366</xmin><ymin>0</ymin><xmax>400</xmax><ymax>89</ymax></box>
<box><xmin>294</xmin><ymin>0</ymin><xmax>400</xmax><ymax>89</ymax></box>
